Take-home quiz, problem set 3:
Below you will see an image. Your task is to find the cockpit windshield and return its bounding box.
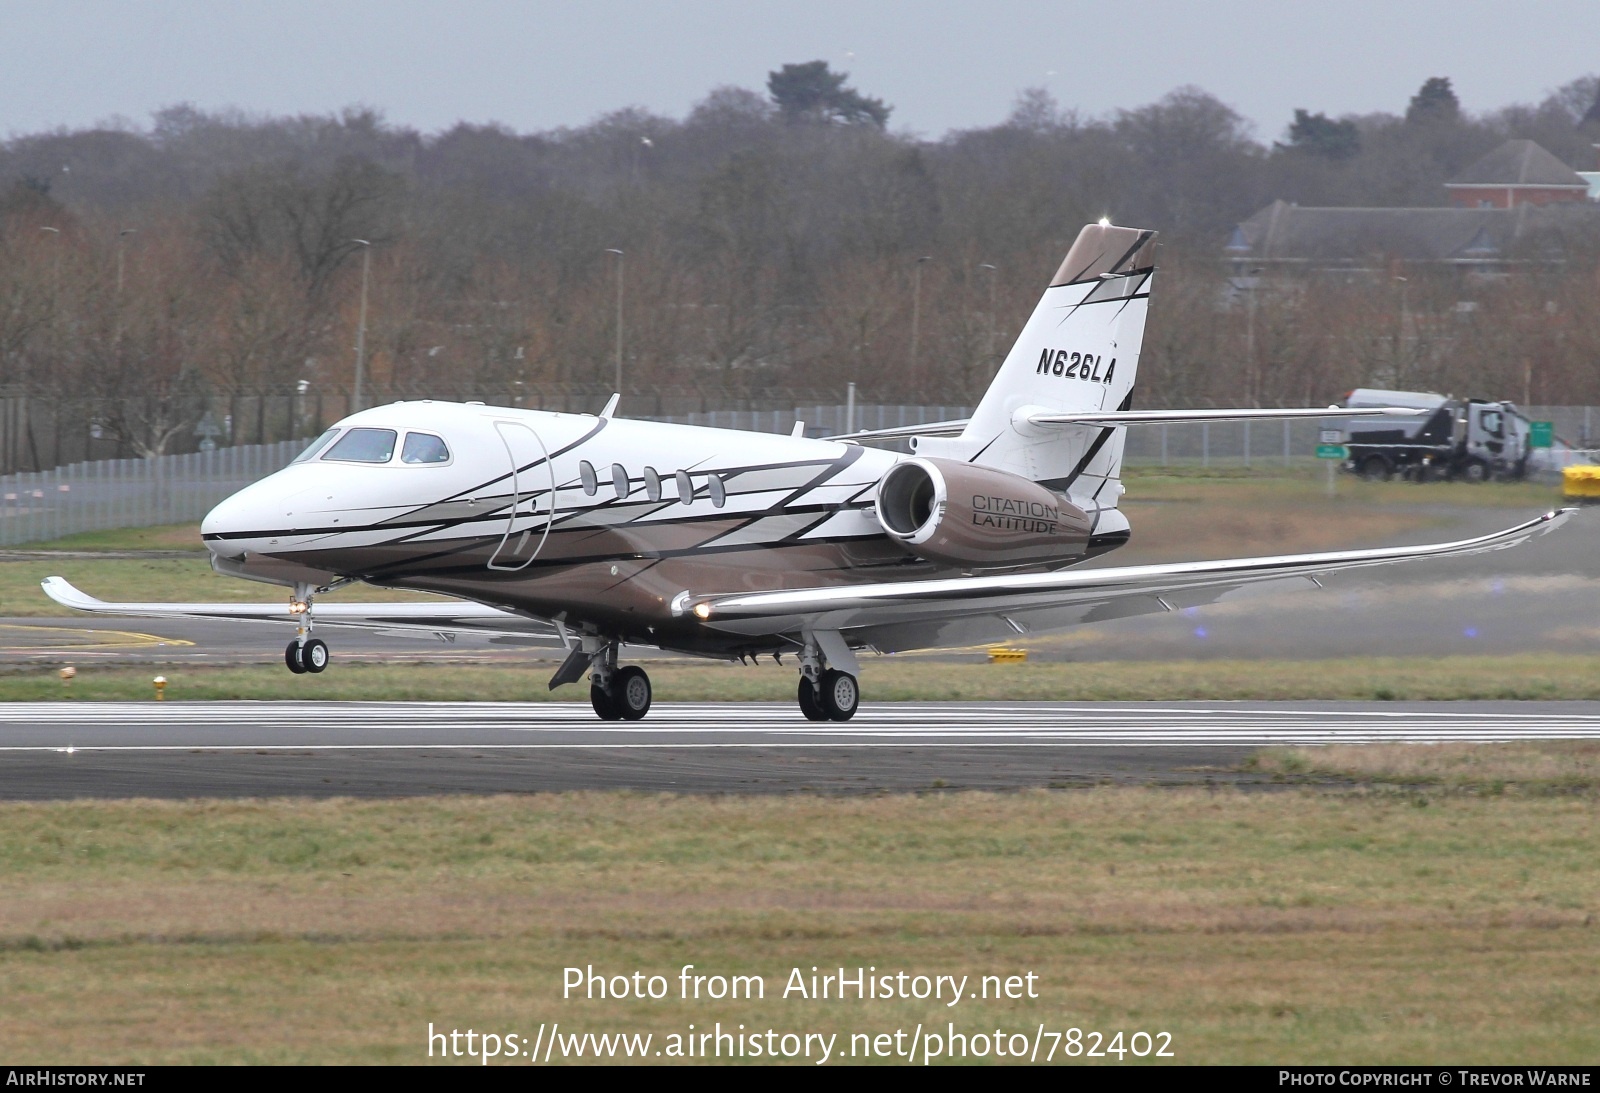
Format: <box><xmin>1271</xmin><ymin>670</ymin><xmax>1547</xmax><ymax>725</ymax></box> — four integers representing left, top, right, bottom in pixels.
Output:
<box><xmin>292</xmin><ymin>428</ymin><xmax>341</xmax><ymax>463</ymax></box>
<box><xmin>401</xmin><ymin>432</ymin><xmax>451</xmax><ymax>464</ymax></box>
<box><xmin>322</xmin><ymin>428</ymin><xmax>398</xmax><ymax>463</ymax></box>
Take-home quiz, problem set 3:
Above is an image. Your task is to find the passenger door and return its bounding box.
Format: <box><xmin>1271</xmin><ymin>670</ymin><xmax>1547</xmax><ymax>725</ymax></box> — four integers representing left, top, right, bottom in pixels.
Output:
<box><xmin>487</xmin><ymin>421</ymin><xmax>555</xmax><ymax>571</ymax></box>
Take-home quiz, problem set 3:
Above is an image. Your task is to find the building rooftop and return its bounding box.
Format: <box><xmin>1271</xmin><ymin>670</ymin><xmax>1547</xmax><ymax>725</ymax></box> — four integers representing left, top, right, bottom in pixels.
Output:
<box><xmin>1446</xmin><ymin>139</ymin><xmax>1588</xmax><ymax>189</ymax></box>
<box><xmin>1226</xmin><ymin>199</ymin><xmax>1599</xmax><ymax>265</ymax></box>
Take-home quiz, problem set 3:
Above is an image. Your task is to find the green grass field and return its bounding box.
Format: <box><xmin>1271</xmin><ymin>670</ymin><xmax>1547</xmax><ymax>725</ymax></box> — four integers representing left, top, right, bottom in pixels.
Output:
<box><xmin>2</xmin><ymin>782</ymin><xmax>1597</xmax><ymax>1063</ymax></box>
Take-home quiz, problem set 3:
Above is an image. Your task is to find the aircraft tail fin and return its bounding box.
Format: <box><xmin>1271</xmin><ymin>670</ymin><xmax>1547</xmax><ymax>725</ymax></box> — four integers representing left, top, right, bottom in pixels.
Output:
<box><xmin>945</xmin><ymin>223</ymin><xmax>1156</xmax><ymax>511</ymax></box>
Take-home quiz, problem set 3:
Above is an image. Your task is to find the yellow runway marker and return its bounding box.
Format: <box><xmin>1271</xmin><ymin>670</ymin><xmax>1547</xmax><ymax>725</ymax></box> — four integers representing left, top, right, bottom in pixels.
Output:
<box><xmin>0</xmin><ymin>624</ymin><xmax>194</xmax><ymax>652</ymax></box>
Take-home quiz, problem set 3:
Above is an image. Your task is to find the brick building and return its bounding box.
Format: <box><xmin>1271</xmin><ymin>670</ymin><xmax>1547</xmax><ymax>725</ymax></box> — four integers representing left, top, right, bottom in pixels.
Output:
<box><xmin>1444</xmin><ymin>139</ymin><xmax>1591</xmax><ymax>208</ymax></box>
<box><xmin>1224</xmin><ymin>139</ymin><xmax>1599</xmax><ymax>275</ymax></box>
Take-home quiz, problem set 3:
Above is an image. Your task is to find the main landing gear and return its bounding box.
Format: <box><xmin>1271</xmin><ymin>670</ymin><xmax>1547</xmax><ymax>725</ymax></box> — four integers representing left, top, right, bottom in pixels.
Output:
<box><xmin>283</xmin><ymin>582</ymin><xmax>331</xmax><ymax>675</ymax></box>
<box><xmin>585</xmin><ymin>640</ymin><xmax>652</xmax><ymax>721</ymax></box>
<box><xmin>794</xmin><ymin>636</ymin><xmax>858</xmax><ymax>721</ymax></box>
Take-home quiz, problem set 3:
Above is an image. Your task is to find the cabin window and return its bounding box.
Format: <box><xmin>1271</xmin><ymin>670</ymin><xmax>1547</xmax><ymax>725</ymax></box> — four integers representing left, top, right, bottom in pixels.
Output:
<box><xmin>643</xmin><ymin>466</ymin><xmax>661</xmax><ymax>502</ymax></box>
<box><xmin>675</xmin><ymin>469</ymin><xmax>694</xmax><ymax>505</ymax></box>
<box><xmin>293</xmin><ymin>428</ymin><xmax>340</xmax><ymax>463</ymax></box>
<box><xmin>401</xmin><ymin>432</ymin><xmax>451</xmax><ymax>464</ymax></box>
<box><xmin>708</xmin><ymin>473</ymin><xmax>726</xmax><ymax>508</ymax></box>
<box><xmin>579</xmin><ymin>460</ymin><xmax>598</xmax><ymax>496</ymax></box>
<box><xmin>322</xmin><ymin>428</ymin><xmax>397</xmax><ymax>464</ymax></box>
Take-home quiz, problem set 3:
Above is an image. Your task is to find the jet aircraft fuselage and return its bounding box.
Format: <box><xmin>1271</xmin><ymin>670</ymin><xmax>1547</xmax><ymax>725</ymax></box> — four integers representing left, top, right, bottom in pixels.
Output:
<box><xmin>201</xmin><ymin>401</ymin><xmax>965</xmax><ymax>657</ymax></box>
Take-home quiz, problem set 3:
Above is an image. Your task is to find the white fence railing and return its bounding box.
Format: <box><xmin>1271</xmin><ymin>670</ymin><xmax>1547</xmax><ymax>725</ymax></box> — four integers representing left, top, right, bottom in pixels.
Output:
<box><xmin>0</xmin><ymin>441</ymin><xmax>304</xmax><ymax>548</ymax></box>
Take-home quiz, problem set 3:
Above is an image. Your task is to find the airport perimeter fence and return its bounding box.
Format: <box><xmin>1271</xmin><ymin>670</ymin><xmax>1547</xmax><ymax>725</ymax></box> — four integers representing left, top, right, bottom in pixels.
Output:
<box><xmin>1</xmin><ymin>405</ymin><xmax>1595</xmax><ymax>547</ymax></box>
<box><xmin>0</xmin><ymin>440</ymin><xmax>304</xmax><ymax>548</ymax></box>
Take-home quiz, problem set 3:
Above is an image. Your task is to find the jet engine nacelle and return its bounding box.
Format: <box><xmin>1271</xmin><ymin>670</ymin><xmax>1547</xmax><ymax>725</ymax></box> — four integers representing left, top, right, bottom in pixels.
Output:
<box><xmin>874</xmin><ymin>457</ymin><xmax>1093</xmax><ymax>569</ymax></box>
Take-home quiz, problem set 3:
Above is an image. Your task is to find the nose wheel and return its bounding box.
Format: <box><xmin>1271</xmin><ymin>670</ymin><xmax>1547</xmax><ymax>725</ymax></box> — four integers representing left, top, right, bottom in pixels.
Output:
<box><xmin>281</xmin><ymin>582</ymin><xmax>331</xmax><ymax>675</ymax></box>
<box><xmin>286</xmin><ymin>638</ymin><xmax>329</xmax><ymax>674</ymax></box>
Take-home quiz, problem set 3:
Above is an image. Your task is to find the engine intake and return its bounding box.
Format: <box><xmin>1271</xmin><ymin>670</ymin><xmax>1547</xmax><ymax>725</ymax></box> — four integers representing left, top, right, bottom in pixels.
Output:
<box><xmin>875</xmin><ymin>457</ymin><xmax>1093</xmax><ymax>569</ymax></box>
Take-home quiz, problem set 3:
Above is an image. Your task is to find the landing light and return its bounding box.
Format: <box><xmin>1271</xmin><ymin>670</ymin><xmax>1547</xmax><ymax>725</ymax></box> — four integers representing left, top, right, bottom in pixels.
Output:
<box><xmin>1097</xmin><ymin>217</ymin><xmax>1111</xmax><ymax>227</ymax></box>
<box><xmin>289</xmin><ymin>601</ymin><xmax>309</xmax><ymax>615</ymax></box>
<box><xmin>693</xmin><ymin>603</ymin><xmax>712</xmax><ymax>620</ymax></box>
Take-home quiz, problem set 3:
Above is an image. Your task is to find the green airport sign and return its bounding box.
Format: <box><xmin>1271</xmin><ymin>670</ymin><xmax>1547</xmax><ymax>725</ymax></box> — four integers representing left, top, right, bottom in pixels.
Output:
<box><xmin>1315</xmin><ymin>444</ymin><xmax>1347</xmax><ymax>460</ymax></box>
<box><xmin>1530</xmin><ymin>421</ymin><xmax>1554</xmax><ymax>449</ymax></box>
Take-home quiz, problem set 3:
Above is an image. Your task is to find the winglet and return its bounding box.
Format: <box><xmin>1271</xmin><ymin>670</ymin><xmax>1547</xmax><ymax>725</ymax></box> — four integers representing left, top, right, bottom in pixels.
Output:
<box><xmin>599</xmin><ymin>393</ymin><xmax>621</xmax><ymax>418</ymax></box>
<box><xmin>40</xmin><ymin>576</ymin><xmax>107</xmax><ymax>611</ymax></box>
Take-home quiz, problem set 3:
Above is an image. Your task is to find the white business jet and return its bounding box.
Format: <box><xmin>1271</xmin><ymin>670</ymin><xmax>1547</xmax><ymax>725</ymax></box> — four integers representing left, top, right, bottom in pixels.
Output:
<box><xmin>43</xmin><ymin>223</ymin><xmax>1568</xmax><ymax>720</ymax></box>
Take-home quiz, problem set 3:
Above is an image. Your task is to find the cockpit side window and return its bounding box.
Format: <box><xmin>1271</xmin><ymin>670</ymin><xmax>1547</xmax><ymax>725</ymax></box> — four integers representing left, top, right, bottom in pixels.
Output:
<box><xmin>322</xmin><ymin>428</ymin><xmax>397</xmax><ymax>463</ymax></box>
<box><xmin>293</xmin><ymin>428</ymin><xmax>341</xmax><ymax>463</ymax></box>
<box><xmin>401</xmin><ymin>432</ymin><xmax>451</xmax><ymax>464</ymax></box>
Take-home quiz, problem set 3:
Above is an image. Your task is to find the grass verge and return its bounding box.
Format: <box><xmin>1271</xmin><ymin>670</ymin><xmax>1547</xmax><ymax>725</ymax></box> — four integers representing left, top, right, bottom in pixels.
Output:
<box><xmin>1</xmin><ymin>789</ymin><xmax>1597</xmax><ymax>1063</ymax></box>
<box><xmin>12</xmin><ymin>654</ymin><xmax>1600</xmax><ymax>702</ymax></box>
<box><xmin>1252</xmin><ymin>740</ymin><xmax>1600</xmax><ymax>792</ymax></box>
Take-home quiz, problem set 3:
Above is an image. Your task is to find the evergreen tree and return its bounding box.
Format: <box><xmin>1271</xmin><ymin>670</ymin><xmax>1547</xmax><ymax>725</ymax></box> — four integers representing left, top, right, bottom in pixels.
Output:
<box><xmin>1406</xmin><ymin>77</ymin><xmax>1461</xmax><ymax>124</ymax></box>
<box><xmin>766</xmin><ymin>61</ymin><xmax>891</xmax><ymax>127</ymax></box>
<box><xmin>1283</xmin><ymin>109</ymin><xmax>1360</xmax><ymax>158</ymax></box>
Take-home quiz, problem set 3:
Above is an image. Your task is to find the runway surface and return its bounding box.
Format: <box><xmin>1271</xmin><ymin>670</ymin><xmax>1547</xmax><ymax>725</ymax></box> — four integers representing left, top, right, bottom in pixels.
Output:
<box><xmin>2</xmin><ymin>700</ymin><xmax>1597</xmax><ymax>799</ymax></box>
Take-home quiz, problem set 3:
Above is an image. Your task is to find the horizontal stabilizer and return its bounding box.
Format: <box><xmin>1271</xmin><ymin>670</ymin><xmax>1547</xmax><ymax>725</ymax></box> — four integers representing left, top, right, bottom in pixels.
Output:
<box><xmin>823</xmin><ymin>419</ymin><xmax>970</xmax><ymax>444</ymax></box>
<box><xmin>1025</xmin><ymin>407</ymin><xmax>1423</xmax><ymax>427</ymax></box>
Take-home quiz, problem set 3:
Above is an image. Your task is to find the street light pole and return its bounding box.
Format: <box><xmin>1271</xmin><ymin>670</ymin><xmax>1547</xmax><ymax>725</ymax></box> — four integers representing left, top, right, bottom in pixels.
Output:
<box><xmin>1393</xmin><ymin>275</ymin><xmax>1409</xmax><ymax>389</ymax></box>
<box><xmin>115</xmin><ymin>228</ymin><xmax>136</xmax><ymax>295</ymax></box>
<box><xmin>40</xmin><ymin>226</ymin><xmax>60</xmax><ymax>318</ymax></box>
<box><xmin>113</xmin><ymin>228</ymin><xmax>137</xmax><ymax>358</ymax></box>
<box><xmin>1243</xmin><ymin>266</ymin><xmax>1262</xmax><ymax>406</ymax></box>
<box><xmin>978</xmin><ymin>262</ymin><xmax>998</xmax><ymax>367</ymax></box>
<box><xmin>910</xmin><ymin>255</ymin><xmax>932</xmax><ymax>386</ymax></box>
<box><xmin>351</xmin><ymin>240</ymin><xmax>372</xmax><ymax>412</ymax></box>
<box><xmin>605</xmin><ymin>249</ymin><xmax>624</xmax><ymax>393</ymax></box>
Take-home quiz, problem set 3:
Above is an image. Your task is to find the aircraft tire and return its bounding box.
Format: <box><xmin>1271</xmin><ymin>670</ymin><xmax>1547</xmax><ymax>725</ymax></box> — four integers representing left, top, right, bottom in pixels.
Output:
<box><xmin>614</xmin><ymin>666</ymin><xmax>652</xmax><ymax>721</ymax></box>
<box><xmin>285</xmin><ymin>641</ymin><xmax>308</xmax><ymax>674</ymax></box>
<box><xmin>819</xmin><ymin>669</ymin><xmax>859</xmax><ymax>721</ymax></box>
<box><xmin>302</xmin><ymin>639</ymin><xmax>330</xmax><ymax>673</ymax></box>
<box><xmin>797</xmin><ymin>678</ymin><xmax>827</xmax><ymax>721</ymax></box>
<box><xmin>590</xmin><ymin>683</ymin><xmax>623</xmax><ymax>721</ymax></box>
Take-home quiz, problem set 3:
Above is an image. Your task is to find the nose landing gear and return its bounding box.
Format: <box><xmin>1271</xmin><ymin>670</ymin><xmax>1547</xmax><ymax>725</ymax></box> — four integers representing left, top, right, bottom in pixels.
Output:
<box><xmin>286</xmin><ymin>637</ymin><xmax>329</xmax><ymax>674</ymax></box>
<box><xmin>283</xmin><ymin>582</ymin><xmax>330</xmax><ymax>675</ymax></box>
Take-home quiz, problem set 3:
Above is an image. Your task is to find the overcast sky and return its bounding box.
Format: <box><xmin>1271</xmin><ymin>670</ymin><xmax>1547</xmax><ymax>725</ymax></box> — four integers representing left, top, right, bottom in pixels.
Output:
<box><xmin>3</xmin><ymin>0</ymin><xmax>1597</xmax><ymax>143</ymax></box>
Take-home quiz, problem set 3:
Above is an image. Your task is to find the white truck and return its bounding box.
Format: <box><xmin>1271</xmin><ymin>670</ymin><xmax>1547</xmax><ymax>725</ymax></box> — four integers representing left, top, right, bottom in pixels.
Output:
<box><xmin>1330</xmin><ymin>388</ymin><xmax>1532</xmax><ymax>482</ymax></box>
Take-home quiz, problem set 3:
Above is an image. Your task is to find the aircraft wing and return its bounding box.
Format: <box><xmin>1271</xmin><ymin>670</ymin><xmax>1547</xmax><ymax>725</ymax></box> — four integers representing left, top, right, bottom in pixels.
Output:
<box><xmin>40</xmin><ymin>577</ymin><xmax>555</xmax><ymax>641</ymax></box>
<box><xmin>688</xmin><ymin>510</ymin><xmax>1571</xmax><ymax>652</ymax></box>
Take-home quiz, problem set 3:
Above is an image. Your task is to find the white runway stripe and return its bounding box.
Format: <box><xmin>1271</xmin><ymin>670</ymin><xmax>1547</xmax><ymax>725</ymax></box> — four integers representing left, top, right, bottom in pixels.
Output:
<box><xmin>2</xmin><ymin>701</ymin><xmax>1599</xmax><ymax>750</ymax></box>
